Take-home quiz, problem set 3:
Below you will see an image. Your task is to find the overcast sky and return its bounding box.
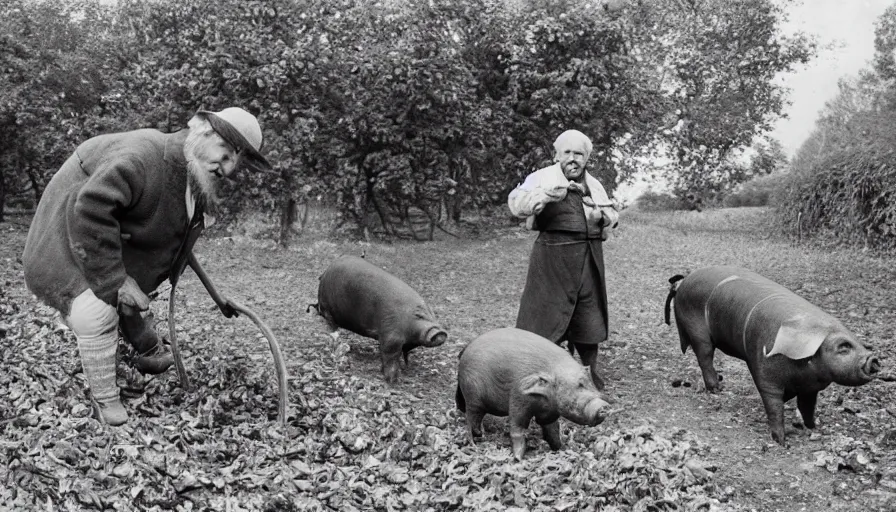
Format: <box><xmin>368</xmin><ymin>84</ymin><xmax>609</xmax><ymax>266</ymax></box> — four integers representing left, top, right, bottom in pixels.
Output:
<box><xmin>771</xmin><ymin>0</ymin><xmax>894</xmax><ymax>157</ymax></box>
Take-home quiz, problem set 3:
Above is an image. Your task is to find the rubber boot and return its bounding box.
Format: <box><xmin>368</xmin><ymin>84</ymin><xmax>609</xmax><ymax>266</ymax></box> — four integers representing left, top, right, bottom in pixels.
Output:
<box><xmin>77</xmin><ymin>334</ymin><xmax>128</xmax><ymax>426</ymax></box>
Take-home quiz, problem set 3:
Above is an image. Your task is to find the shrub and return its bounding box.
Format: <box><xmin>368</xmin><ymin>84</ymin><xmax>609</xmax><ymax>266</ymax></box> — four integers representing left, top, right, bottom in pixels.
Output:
<box><xmin>631</xmin><ymin>190</ymin><xmax>690</xmax><ymax>212</ymax></box>
<box><xmin>723</xmin><ymin>171</ymin><xmax>789</xmax><ymax>208</ymax></box>
<box><xmin>777</xmin><ymin>142</ymin><xmax>896</xmax><ymax>250</ymax></box>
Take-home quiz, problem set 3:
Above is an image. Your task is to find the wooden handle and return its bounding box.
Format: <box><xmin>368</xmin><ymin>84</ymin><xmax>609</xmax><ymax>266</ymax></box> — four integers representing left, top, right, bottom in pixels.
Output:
<box><xmin>226</xmin><ymin>299</ymin><xmax>290</xmax><ymax>424</ymax></box>
<box><xmin>168</xmin><ymin>284</ymin><xmax>192</xmax><ymax>391</ymax></box>
<box><xmin>185</xmin><ymin>252</ymin><xmax>291</xmax><ymax>424</ymax></box>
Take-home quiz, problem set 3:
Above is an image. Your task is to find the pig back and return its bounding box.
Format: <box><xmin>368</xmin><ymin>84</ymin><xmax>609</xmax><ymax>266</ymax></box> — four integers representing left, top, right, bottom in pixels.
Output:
<box><xmin>459</xmin><ymin>328</ymin><xmax>580</xmax><ymax>383</ymax></box>
<box><xmin>689</xmin><ymin>266</ymin><xmax>843</xmax><ymax>363</ymax></box>
<box><xmin>318</xmin><ymin>255</ymin><xmax>429</xmax><ymax>339</ymax></box>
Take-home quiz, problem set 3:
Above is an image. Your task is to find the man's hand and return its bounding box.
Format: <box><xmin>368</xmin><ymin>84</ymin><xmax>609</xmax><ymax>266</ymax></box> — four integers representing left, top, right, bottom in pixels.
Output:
<box><xmin>567</xmin><ymin>181</ymin><xmax>587</xmax><ymax>195</ymax></box>
<box><xmin>219</xmin><ymin>298</ymin><xmax>240</xmax><ymax>319</ymax></box>
<box><xmin>545</xmin><ymin>184</ymin><xmax>568</xmax><ymax>199</ymax></box>
<box><xmin>118</xmin><ymin>276</ymin><xmax>150</xmax><ymax>314</ymax></box>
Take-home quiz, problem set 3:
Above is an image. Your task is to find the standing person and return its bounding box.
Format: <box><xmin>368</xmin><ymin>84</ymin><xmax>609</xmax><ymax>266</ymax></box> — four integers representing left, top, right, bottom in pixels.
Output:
<box><xmin>507</xmin><ymin>130</ymin><xmax>619</xmax><ymax>389</ymax></box>
<box><xmin>22</xmin><ymin>107</ymin><xmax>271</xmax><ymax>425</ymax></box>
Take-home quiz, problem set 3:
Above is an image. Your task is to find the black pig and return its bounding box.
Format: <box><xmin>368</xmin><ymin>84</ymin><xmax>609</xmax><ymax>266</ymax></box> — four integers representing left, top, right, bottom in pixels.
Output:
<box><xmin>665</xmin><ymin>265</ymin><xmax>881</xmax><ymax>445</ymax></box>
<box><xmin>312</xmin><ymin>255</ymin><xmax>447</xmax><ymax>383</ymax></box>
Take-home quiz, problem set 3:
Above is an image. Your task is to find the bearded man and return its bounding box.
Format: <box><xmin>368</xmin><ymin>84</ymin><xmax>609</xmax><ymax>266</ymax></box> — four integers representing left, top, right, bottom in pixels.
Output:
<box><xmin>22</xmin><ymin>107</ymin><xmax>270</xmax><ymax>425</ymax></box>
<box><xmin>508</xmin><ymin>130</ymin><xmax>619</xmax><ymax>390</ymax></box>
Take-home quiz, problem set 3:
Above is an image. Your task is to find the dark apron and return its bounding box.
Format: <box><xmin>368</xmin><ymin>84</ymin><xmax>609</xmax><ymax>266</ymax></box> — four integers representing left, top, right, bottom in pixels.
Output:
<box><xmin>515</xmin><ymin>191</ymin><xmax>609</xmax><ymax>345</ymax></box>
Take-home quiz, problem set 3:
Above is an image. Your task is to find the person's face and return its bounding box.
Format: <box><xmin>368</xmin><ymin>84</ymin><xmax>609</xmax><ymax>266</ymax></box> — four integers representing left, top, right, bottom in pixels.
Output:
<box><xmin>186</xmin><ymin>129</ymin><xmax>241</xmax><ymax>203</ymax></box>
<box><xmin>554</xmin><ymin>144</ymin><xmax>589</xmax><ymax>180</ymax></box>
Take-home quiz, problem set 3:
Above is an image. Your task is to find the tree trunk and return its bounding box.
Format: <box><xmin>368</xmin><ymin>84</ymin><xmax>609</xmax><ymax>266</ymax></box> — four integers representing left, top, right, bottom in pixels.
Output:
<box><xmin>0</xmin><ymin>167</ymin><xmax>6</xmax><ymax>223</ymax></box>
<box><xmin>27</xmin><ymin>166</ymin><xmax>44</xmax><ymax>205</ymax></box>
<box><xmin>278</xmin><ymin>197</ymin><xmax>297</xmax><ymax>248</ymax></box>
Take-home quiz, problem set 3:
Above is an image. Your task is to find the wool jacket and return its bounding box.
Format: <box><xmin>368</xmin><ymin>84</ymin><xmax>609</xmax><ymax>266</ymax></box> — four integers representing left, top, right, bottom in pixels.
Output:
<box><xmin>22</xmin><ymin>129</ymin><xmax>203</xmax><ymax>316</ymax></box>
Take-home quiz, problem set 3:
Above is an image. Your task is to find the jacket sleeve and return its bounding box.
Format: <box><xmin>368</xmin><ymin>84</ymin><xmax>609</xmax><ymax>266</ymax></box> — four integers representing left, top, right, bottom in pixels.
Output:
<box><xmin>507</xmin><ymin>171</ymin><xmax>567</xmax><ymax>218</ymax></box>
<box><xmin>68</xmin><ymin>157</ymin><xmax>145</xmax><ymax>306</ymax></box>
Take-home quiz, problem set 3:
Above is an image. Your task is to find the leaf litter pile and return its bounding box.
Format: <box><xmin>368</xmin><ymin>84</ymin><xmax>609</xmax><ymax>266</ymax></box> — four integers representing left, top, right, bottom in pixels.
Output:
<box><xmin>0</xmin><ymin>307</ymin><xmax>723</xmax><ymax>510</ymax></box>
<box><xmin>3</xmin><ymin>208</ymin><xmax>896</xmax><ymax>511</ymax></box>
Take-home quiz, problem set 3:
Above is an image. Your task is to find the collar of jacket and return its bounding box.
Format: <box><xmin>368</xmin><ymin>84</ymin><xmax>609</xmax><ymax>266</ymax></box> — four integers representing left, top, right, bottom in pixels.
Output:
<box><xmin>163</xmin><ymin>129</ymin><xmax>189</xmax><ymax>169</ymax></box>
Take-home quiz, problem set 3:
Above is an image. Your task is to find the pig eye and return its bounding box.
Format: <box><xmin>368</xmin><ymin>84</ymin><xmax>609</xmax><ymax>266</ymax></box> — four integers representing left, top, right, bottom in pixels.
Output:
<box><xmin>836</xmin><ymin>341</ymin><xmax>853</xmax><ymax>354</ymax></box>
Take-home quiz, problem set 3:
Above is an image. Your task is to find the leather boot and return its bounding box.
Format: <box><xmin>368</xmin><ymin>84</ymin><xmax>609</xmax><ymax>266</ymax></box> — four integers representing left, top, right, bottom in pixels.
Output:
<box><xmin>120</xmin><ymin>312</ymin><xmax>174</xmax><ymax>375</ymax></box>
<box><xmin>134</xmin><ymin>344</ymin><xmax>175</xmax><ymax>375</ymax></box>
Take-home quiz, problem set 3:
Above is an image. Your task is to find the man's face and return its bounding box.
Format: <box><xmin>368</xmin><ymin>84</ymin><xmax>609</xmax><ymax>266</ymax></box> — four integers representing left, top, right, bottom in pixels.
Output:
<box><xmin>185</xmin><ymin>129</ymin><xmax>241</xmax><ymax>204</ymax></box>
<box><xmin>554</xmin><ymin>144</ymin><xmax>589</xmax><ymax>180</ymax></box>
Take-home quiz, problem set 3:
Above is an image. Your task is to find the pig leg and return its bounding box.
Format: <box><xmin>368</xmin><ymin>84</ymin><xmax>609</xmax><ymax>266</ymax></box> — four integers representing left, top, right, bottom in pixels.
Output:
<box><xmin>318</xmin><ymin>311</ymin><xmax>340</xmax><ymax>342</ymax></box>
<box><xmin>685</xmin><ymin>331</ymin><xmax>722</xmax><ymax>392</ymax></box>
<box><xmin>401</xmin><ymin>344</ymin><xmax>416</xmax><ymax>367</ymax></box>
<box><xmin>758</xmin><ymin>389</ymin><xmax>787</xmax><ymax>445</ymax></box>
<box><xmin>509</xmin><ymin>417</ymin><xmax>532</xmax><ymax>461</ymax></box>
<box><xmin>464</xmin><ymin>407</ymin><xmax>485</xmax><ymax>443</ymax></box>
<box><xmin>380</xmin><ymin>337</ymin><xmax>403</xmax><ymax>383</ymax></box>
<box><xmin>797</xmin><ymin>392</ymin><xmax>818</xmax><ymax>429</ymax></box>
<box><xmin>539</xmin><ymin>421</ymin><xmax>563</xmax><ymax>451</ymax></box>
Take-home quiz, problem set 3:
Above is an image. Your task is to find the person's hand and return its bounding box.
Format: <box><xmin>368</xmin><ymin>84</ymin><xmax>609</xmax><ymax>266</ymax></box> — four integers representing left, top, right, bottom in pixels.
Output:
<box><xmin>118</xmin><ymin>276</ymin><xmax>150</xmax><ymax>314</ymax></box>
<box><xmin>545</xmin><ymin>184</ymin><xmax>568</xmax><ymax>199</ymax></box>
<box><xmin>567</xmin><ymin>181</ymin><xmax>587</xmax><ymax>195</ymax></box>
<box><xmin>582</xmin><ymin>196</ymin><xmax>596</xmax><ymax>208</ymax></box>
<box><xmin>220</xmin><ymin>298</ymin><xmax>240</xmax><ymax>319</ymax></box>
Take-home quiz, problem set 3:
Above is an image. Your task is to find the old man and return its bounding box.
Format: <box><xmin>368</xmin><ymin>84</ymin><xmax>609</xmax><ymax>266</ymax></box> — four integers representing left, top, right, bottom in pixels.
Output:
<box><xmin>22</xmin><ymin>107</ymin><xmax>270</xmax><ymax>425</ymax></box>
<box><xmin>508</xmin><ymin>129</ymin><xmax>619</xmax><ymax>389</ymax></box>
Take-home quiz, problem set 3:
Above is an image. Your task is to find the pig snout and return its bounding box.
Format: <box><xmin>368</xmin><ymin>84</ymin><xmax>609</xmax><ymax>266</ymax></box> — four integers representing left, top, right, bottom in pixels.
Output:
<box><xmin>581</xmin><ymin>396</ymin><xmax>610</xmax><ymax>426</ymax></box>
<box><xmin>423</xmin><ymin>327</ymin><xmax>447</xmax><ymax>347</ymax></box>
<box><xmin>863</xmin><ymin>355</ymin><xmax>881</xmax><ymax>378</ymax></box>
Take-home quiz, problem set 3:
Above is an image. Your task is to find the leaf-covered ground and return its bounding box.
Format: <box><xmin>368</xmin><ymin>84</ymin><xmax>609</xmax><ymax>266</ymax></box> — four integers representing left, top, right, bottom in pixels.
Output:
<box><xmin>1</xmin><ymin>207</ymin><xmax>894</xmax><ymax>511</ymax></box>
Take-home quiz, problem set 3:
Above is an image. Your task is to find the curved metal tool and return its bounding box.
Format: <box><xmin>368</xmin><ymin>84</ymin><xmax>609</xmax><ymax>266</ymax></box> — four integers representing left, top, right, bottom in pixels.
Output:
<box><xmin>162</xmin><ymin>253</ymin><xmax>290</xmax><ymax>424</ymax></box>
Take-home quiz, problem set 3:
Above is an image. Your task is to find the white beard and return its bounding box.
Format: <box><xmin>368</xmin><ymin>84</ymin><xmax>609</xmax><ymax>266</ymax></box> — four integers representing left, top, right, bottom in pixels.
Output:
<box><xmin>184</xmin><ymin>131</ymin><xmax>218</xmax><ymax>205</ymax></box>
<box><xmin>187</xmin><ymin>159</ymin><xmax>217</xmax><ymax>205</ymax></box>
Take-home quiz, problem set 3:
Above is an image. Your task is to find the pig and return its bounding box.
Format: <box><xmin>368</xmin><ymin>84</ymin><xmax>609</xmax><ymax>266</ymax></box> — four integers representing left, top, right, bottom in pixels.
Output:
<box><xmin>311</xmin><ymin>255</ymin><xmax>447</xmax><ymax>383</ymax></box>
<box><xmin>455</xmin><ymin>327</ymin><xmax>610</xmax><ymax>460</ymax></box>
<box><xmin>665</xmin><ymin>265</ymin><xmax>881</xmax><ymax>445</ymax></box>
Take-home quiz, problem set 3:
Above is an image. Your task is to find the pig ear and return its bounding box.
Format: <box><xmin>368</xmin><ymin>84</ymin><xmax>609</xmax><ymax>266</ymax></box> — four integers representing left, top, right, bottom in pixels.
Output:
<box><xmin>518</xmin><ymin>373</ymin><xmax>555</xmax><ymax>399</ymax></box>
<box><xmin>764</xmin><ymin>315</ymin><xmax>827</xmax><ymax>360</ymax></box>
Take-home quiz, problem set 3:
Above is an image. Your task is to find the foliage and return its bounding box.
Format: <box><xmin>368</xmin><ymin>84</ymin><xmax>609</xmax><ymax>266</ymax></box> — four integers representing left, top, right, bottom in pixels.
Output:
<box><xmin>0</xmin><ymin>0</ymin><xmax>815</xmax><ymax>240</ymax></box>
<box><xmin>722</xmin><ymin>171</ymin><xmax>788</xmax><ymax>208</ymax></box>
<box><xmin>779</xmin><ymin>4</ymin><xmax>896</xmax><ymax>250</ymax></box>
<box><xmin>631</xmin><ymin>190</ymin><xmax>690</xmax><ymax>212</ymax></box>
<box><xmin>626</xmin><ymin>0</ymin><xmax>813</xmax><ymax>203</ymax></box>
<box><xmin>0</xmin><ymin>0</ymin><xmax>123</xmax><ymax>220</ymax></box>
<box><xmin>778</xmin><ymin>140</ymin><xmax>896</xmax><ymax>250</ymax></box>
